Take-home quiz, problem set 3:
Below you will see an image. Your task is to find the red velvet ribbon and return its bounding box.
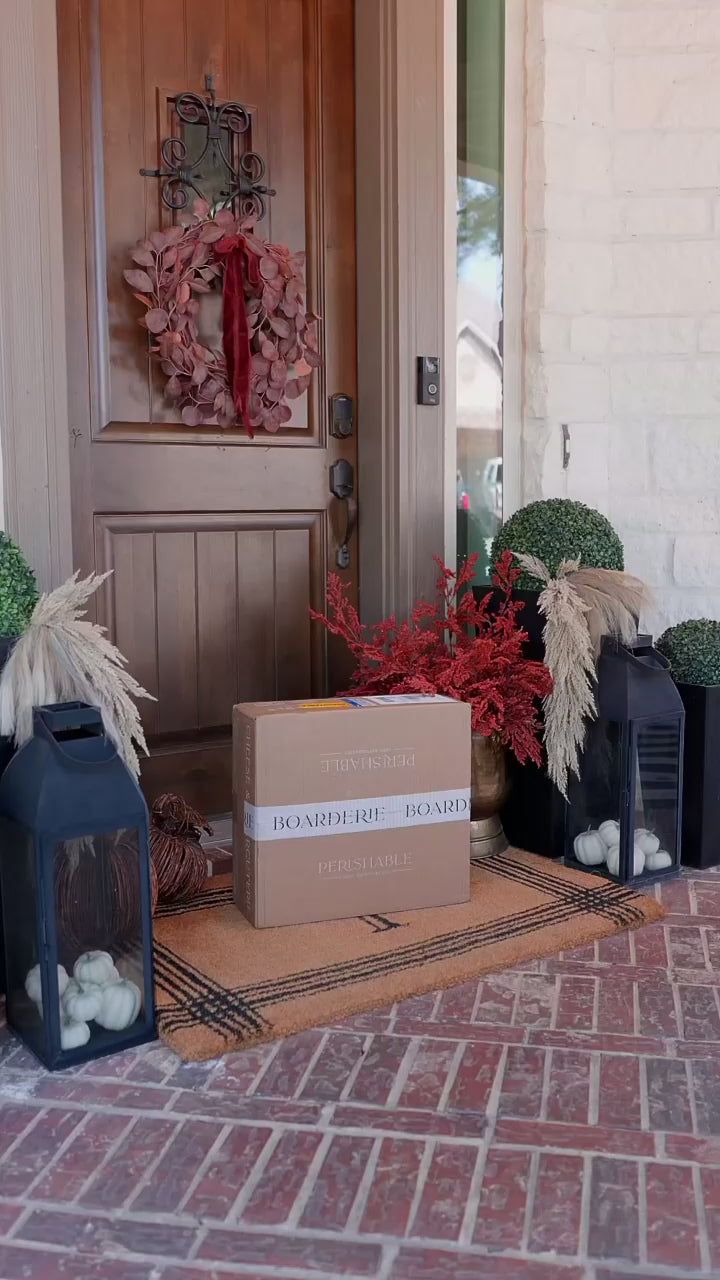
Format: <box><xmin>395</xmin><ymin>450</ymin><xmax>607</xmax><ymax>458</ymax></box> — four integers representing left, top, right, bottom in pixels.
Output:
<box><xmin>215</xmin><ymin>234</ymin><xmax>260</xmax><ymax>433</ymax></box>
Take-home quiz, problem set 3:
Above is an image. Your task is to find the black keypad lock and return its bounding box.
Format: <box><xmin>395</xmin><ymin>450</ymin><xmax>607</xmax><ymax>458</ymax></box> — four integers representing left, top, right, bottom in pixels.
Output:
<box><xmin>330</xmin><ymin>393</ymin><xmax>354</xmax><ymax>438</ymax></box>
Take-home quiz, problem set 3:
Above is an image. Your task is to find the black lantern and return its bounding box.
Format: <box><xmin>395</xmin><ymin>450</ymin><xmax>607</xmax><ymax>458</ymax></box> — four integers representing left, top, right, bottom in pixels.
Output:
<box><xmin>0</xmin><ymin>703</ymin><xmax>156</xmax><ymax>1070</ymax></box>
<box><xmin>565</xmin><ymin>640</ymin><xmax>684</xmax><ymax>884</ymax></box>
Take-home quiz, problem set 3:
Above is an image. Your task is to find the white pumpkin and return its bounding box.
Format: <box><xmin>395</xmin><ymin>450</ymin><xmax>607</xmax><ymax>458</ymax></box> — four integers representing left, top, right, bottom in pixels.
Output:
<box><xmin>633</xmin><ymin>844</ymin><xmax>647</xmax><ymax>875</ymax></box>
<box><xmin>95</xmin><ymin>979</ymin><xmax>141</xmax><ymax>1031</ymax></box>
<box><xmin>635</xmin><ymin>828</ymin><xmax>660</xmax><ymax>857</ymax></box>
<box><xmin>598</xmin><ymin>820</ymin><xmax>620</xmax><ymax>847</ymax></box>
<box><xmin>25</xmin><ymin>964</ymin><xmax>43</xmax><ymax>1006</ymax></box>
<box><xmin>606</xmin><ymin>842</ymin><xmax>645</xmax><ymax>877</ymax></box>
<box><xmin>62</xmin><ymin>979</ymin><xmax>103</xmax><ymax>1023</ymax></box>
<box><xmin>574</xmin><ymin>830</ymin><xmax>607</xmax><ymax>866</ymax></box>
<box><xmin>645</xmin><ymin>848</ymin><xmax>673</xmax><ymax>871</ymax></box>
<box><xmin>25</xmin><ymin>963</ymin><xmax>69</xmax><ymax>1007</ymax></box>
<box><xmin>60</xmin><ymin>1016</ymin><xmax>91</xmax><ymax>1051</ymax></box>
<box><xmin>73</xmin><ymin>951</ymin><xmax>118</xmax><ymax>987</ymax></box>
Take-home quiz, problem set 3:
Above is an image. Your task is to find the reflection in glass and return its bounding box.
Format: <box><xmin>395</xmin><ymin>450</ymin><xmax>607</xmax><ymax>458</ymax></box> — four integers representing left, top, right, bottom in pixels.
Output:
<box><xmin>54</xmin><ymin>831</ymin><xmax>144</xmax><ymax>975</ymax></box>
<box><xmin>181</xmin><ymin>120</ymin><xmax>236</xmax><ymax>216</ymax></box>
<box><xmin>53</xmin><ymin>830</ymin><xmax>146</xmax><ymax>1049</ymax></box>
<box><xmin>633</xmin><ymin>719</ymin><xmax>682</xmax><ymax>865</ymax></box>
<box><xmin>457</xmin><ymin>0</ymin><xmax>504</xmax><ymax>583</ymax></box>
<box><xmin>0</xmin><ymin>821</ymin><xmax>41</xmax><ymax>1055</ymax></box>
<box><xmin>566</xmin><ymin>714</ymin><xmax>683</xmax><ymax>882</ymax></box>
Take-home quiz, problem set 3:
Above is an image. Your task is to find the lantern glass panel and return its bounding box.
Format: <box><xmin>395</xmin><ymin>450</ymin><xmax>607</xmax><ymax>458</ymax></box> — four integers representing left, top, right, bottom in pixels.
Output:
<box><xmin>566</xmin><ymin>640</ymin><xmax>684</xmax><ymax>882</ymax></box>
<box><xmin>54</xmin><ymin>829</ymin><xmax>147</xmax><ymax>1047</ymax></box>
<box><xmin>632</xmin><ymin>717</ymin><xmax>682</xmax><ymax>865</ymax></box>
<box><xmin>567</xmin><ymin>719</ymin><xmax>622</xmax><ymax>842</ymax></box>
<box><xmin>0</xmin><ymin>820</ymin><xmax>46</xmax><ymax>1059</ymax></box>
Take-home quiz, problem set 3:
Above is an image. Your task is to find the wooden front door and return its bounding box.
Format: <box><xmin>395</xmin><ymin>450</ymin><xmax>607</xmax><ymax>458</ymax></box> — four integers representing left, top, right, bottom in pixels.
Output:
<box><xmin>58</xmin><ymin>0</ymin><xmax>357</xmax><ymax>813</ymax></box>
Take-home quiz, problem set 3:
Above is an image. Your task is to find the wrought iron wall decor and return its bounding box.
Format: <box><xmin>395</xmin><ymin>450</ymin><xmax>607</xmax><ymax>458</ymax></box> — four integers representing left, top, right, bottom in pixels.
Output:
<box><xmin>140</xmin><ymin>76</ymin><xmax>275</xmax><ymax>219</ymax></box>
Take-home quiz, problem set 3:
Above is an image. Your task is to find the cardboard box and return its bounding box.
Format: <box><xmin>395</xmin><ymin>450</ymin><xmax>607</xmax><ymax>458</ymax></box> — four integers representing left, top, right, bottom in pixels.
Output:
<box><xmin>233</xmin><ymin>695</ymin><xmax>471</xmax><ymax>927</ymax></box>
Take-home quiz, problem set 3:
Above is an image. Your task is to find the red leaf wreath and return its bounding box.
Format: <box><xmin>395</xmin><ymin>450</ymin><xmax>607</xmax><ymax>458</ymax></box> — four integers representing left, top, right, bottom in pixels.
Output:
<box><xmin>124</xmin><ymin>198</ymin><xmax>320</xmax><ymax>436</ymax></box>
<box><xmin>311</xmin><ymin>551</ymin><xmax>553</xmax><ymax>767</ymax></box>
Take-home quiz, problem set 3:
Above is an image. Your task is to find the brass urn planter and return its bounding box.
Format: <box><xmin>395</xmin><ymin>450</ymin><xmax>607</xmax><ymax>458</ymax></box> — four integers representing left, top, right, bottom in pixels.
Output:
<box><xmin>470</xmin><ymin>733</ymin><xmax>510</xmax><ymax>857</ymax></box>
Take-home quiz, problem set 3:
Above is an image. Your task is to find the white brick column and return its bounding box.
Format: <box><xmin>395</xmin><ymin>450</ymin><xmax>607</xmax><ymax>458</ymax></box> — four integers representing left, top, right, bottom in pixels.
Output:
<box><xmin>524</xmin><ymin>0</ymin><xmax>720</xmax><ymax>631</ymax></box>
<box><xmin>523</xmin><ymin>0</ymin><xmax>613</xmax><ymax>511</ymax></box>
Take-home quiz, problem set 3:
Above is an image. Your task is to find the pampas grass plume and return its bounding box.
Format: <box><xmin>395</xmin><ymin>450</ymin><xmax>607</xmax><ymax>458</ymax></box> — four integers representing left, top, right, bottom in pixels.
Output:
<box><xmin>512</xmin><ymin>554</ymin><xmax>649</xmax><ymax>799</ymax></box>
<box><xmin>0</xmin><ymin>572</ymin><xmax>154</xmax><ymax>779</ymax></box>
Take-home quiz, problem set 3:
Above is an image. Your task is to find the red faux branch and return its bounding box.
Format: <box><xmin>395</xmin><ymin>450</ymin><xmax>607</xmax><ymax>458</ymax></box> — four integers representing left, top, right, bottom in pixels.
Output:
<box><xmin>311</xmin><ymin>551</ymin><xmax>553</xmax><ymax>766</ymax></box>
<box><xmin>124</xmin><ymin>198</ymin><xmax>320</xmax><ymax>435</ymax></box>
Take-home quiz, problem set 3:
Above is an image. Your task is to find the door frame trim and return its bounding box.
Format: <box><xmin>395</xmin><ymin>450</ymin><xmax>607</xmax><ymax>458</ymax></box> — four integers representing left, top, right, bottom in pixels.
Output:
<box><xmin>355</xmin><ymin>0</ymin><xmax>450</xmax><ymax>621</ymax></box>
<box><xmin>0</xmin><ymin>0</ymin><xmax>73</xmax><ymax>590</ymax></box>
<box><xmin>502</xmin><ymin>0</ymin><xmax>528</xmax><ymax>522</ymax></box>
<box><xmin>0</xmin><ymin>0</ymin><xmax>453</xmax><ymax>621</ymax></box>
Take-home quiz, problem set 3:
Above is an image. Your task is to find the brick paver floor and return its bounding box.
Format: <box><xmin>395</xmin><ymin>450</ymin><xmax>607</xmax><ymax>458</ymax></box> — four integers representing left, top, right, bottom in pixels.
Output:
<box><xmin>2</xmin><ymin>868</ymin><xmax>720</xmax><ymax>1278</ymax></box>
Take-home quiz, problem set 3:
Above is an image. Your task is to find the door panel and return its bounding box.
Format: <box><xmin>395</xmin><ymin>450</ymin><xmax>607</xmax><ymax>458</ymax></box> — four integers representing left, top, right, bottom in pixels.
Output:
<box><xmin>196</xmin><ymin>531</ymin><xmax>240</xmax><ymax>729</ymax></box>
<box><xmin>59</xmin><ymin>0</ymin><xmax>357</xmax><ymax>811</ymax></box>
<box><xmin>95</xmin><ymin>0</ymin><xmax>321</xmax><ymax>441</ymax></box>
<box><xmin>235</xmin><ymin>529</ymin><xmax>277</xmax><ymax>703</ymax></box>
<box><xmin>109</xmin><ymin>531</ymin><xmax>161</xmax><ymax>738</ymax></box>
<box><xmin>94</xmin><ymin>511</ymin><xmax>325</xmax><ymax>780</ymax></box>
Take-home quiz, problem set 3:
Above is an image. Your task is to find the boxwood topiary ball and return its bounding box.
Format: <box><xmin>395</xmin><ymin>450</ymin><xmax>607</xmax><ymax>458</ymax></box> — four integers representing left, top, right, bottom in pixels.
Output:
<box><xmin>0</xmin><ymin>532</ymin><xmax>37</xmax><ymax>639</ymax></box>
<box><xmin>657</xmin><ymin>619</ymin><xmax>720</xmax><ymax>687</ymax></box>
<box><xmin>490</xmin><ymin>498</ymin><xmax>624</xmax><ymax>590</ymax></box>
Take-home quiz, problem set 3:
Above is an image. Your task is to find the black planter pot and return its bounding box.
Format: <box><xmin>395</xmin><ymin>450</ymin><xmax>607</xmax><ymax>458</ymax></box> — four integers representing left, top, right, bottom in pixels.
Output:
<box><xmin>500</xmin><ymin>751</ymin><xmax>567</xmax><ymax>859</ymax></box>
<box><xmin>478</xmin><ymin>588</ymin><xmax>644</xmax><ymax>665</ymax></box>
<box><xmin>477</xmin><ymin>588</ymin><xmax>554</xmax><ymax>854</ymax></box>
<box><xmin>476</xmin><ymin>587</ymin><xmax>545</xmax><ymax>659</ymax></box>
<box><xmin>676</xmin><ymin>682</ymin><xmax>720</xmax><ymax>869</ymax></box>
<box><xmin>477</xmin><ymin>588</ymin><xmax>559</xmax><ymax>855</ymax></box>
<box><xmin>0</xmin><ymin>639</ymin><xmax>15</xmax><ymax>776</ymax></box>
<box><xmin>0</xmin><ymin>636</ymin><xmax>17</xmax><ymax>997</ymax></box>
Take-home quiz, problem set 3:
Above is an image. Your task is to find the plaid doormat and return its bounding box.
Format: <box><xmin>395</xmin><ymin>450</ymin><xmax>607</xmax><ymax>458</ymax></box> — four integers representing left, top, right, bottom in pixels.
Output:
<box><xmin>152</xmin><ymin>849</ymin><xmax>664</xmax><ymax>1062</ymax></box>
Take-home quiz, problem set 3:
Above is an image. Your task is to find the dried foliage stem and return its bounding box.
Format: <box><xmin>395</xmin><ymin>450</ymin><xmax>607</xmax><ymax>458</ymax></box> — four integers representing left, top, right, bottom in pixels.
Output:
<box><xmin>566</xmin><ymin>567</ymin><xmax>648</xmax><ymax>655</ymax></box>
<box><xmin>0</xmin><ymin>572</ymin><xmax>154</xmax><ymax>779</ymax></box>
<box><xmin>516</xmin><ymin>555</ymin><xmax>597</xmax><ymax>798</ymax></box>
<box><xmin>513</xmin><ymin>553</ymin><xmax>649</xmax><ymax>798</ymax></box>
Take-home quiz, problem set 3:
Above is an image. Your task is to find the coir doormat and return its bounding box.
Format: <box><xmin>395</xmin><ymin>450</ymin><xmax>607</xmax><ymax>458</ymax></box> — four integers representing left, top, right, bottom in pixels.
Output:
<box><xmin>152</xmin><ymin>850</ymin><xmax>664</xmax><ymax>1062</ymax></box>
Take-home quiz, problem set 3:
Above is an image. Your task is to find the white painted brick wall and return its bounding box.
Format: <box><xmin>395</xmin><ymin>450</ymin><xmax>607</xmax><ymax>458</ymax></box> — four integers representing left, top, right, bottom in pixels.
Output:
<box><xmin>524</xmin><ymin>0</ymin><xmax>720</xmax><ymax>633</ymax></box>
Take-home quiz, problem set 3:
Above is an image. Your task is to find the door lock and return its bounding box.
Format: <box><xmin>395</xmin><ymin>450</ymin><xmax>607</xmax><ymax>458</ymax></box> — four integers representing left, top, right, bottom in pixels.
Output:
<box><xmin>329</xmin><ymin>461</ymin><xmax>357</xmax><ymax>569</ymax></box>
<box><xmin>329</xmin><ymin>393</ymin><xmax>354</xmax><ymax>439</ymax></box>
<box><xmin>329</xmin><ymin>459</ymin><xmax>354</xmax><ymax>501</ymax></box>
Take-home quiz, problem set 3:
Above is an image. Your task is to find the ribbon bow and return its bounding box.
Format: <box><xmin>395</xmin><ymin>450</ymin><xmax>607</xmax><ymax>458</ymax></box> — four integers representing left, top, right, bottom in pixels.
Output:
<box><xmin>215</xmin><ymin>234</ymin><xmax>261</xmax><ymax>436</ymax></box>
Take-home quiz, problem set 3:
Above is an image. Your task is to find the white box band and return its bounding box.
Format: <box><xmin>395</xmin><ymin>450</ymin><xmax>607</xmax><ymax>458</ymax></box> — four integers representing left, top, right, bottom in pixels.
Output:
<box><xmin>244</xmin><ymin>788</ymin><xmax>471</xmax><ymax>842</ymax></box>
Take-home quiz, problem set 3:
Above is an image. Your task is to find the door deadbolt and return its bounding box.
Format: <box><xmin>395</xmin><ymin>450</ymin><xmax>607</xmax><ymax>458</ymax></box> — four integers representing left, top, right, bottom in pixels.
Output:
<box><xmin>329</xmin><ymin>393</ymin><xmax>354</xmax><ymax>439</ymax></box>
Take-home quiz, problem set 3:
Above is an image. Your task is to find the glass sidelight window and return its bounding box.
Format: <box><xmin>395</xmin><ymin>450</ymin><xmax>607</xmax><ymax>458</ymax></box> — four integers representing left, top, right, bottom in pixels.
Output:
<box><xmin>456</xmin><ymin>0</ymin><xmax>505</xmax><ymax>582</ymax></box>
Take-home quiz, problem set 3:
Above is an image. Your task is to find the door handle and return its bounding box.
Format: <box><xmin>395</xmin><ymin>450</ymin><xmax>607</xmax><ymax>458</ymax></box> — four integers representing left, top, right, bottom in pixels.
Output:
<box><xmin>335</xmin><ymin>497</ymin><xmax>357</xmax><ymax>570</ymax></box>
<box><xmin>329</xmin><ymin>461</ymin><xmax>356</xmax><ymax>569</ymax></box>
